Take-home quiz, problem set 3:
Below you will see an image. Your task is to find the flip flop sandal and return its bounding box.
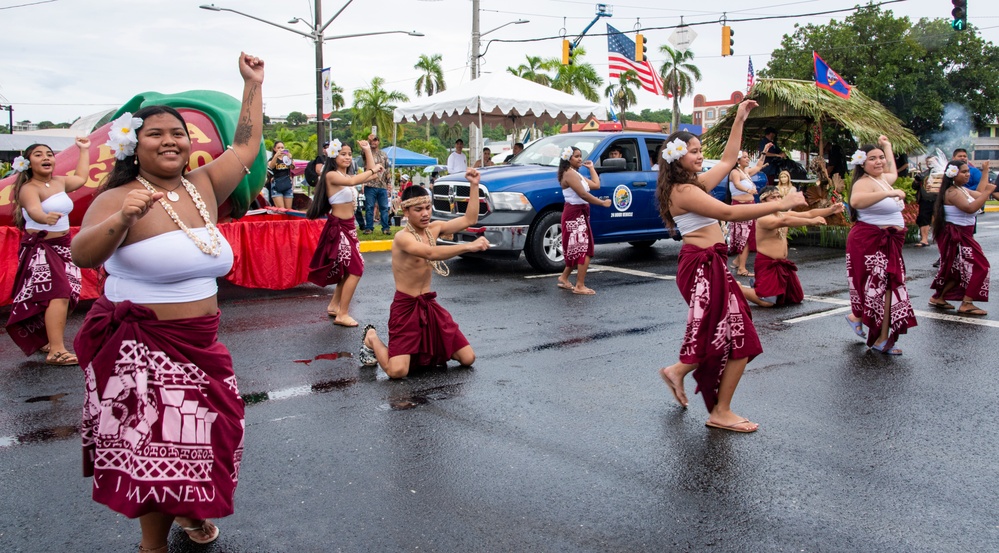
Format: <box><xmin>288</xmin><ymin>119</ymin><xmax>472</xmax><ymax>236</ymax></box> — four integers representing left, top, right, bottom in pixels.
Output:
<box><xmin>928</xmin><ymin>298</ymin><xmax>955</xmax><ymax>310</ymax></box>
<box><xmin>737</xmin><ymin>269</ymin><xmax>755</xmax><ymax>277</ymax></box>
<box><xmin>45</xmin><ymin>351</ymin><xmax>78</xmax><ymax>366</ymax></box>
<box><xmin>178</xmin><ymin>520</ymin><xmax>220</xmax><ymax>545</ymax></box>
<box><xmin>556</xmin><ymin>281</ymin><xmax>574</xmax><ymax>290</ymax></box>
<box><xmin>871</xmin><ymin>340</ymin><xmax>902</xmax><ymax>356</ymax></box>
<box><xmin>39</xmin><ymin>344</ymin><xmax>50</xmax><ymax>354</ymax></box>
<box><xmin>705</xmin><ymin>419</ymin><xmax>758</xmax><ymax>433</ymax></box>
<box><xmin>958</xmin><ymin>302</ymin><xmax>988</xmax><ymax>316</ymax></box>
<box><xmin>913</xmin><ymin>242</ymin><xmax>930</xmax><ymax>248</ymax></box>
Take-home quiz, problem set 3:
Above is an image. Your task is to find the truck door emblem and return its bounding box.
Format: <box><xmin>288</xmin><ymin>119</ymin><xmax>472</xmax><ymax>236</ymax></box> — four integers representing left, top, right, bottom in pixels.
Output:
<box><xmin>613</xmin><ymin>184</ymin><xmax>633</xmax><ymax>212</ymax></box>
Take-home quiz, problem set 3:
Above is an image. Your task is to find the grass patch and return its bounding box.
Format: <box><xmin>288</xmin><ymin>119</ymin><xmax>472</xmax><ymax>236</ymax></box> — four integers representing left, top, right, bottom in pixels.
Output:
<box><xmin>357</xmin><ymin>226</ymin><xmax>403</xmax><ymax>241</ymax></box>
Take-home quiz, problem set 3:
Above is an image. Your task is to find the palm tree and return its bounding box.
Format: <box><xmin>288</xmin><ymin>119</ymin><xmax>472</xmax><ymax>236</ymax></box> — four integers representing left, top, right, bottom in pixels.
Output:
<box><xmin>507</xmin><ymin>55</ymin><xmax>551</xmax><ymax>87</ymax></box>
<box><xmin>352</xmin><ymin>77</ymin><xmax>410</xmax><ymax>140</ymax></box>
<box><xmin>328</xmin><ymin>82</ymin><xmax>345</xmax><ymax>112</ymax></box>
<box><xmin>414</xmin><ymin>53</ymin><xmax>446</xmax><ymax>140</ymax></box>
<box><xmin>543</xmin><ymin>46</ymin><xmax>603</xmax><ymax>102</ymax></box>
<box><xmin>604</xmin><ymin>70</ymin><xmax>641</xmax><ymax>127</ymax></box>
<box><xmin>658</xmin><ymin>44</ymin><xmax>702</xmax><ymax>134</ymax></box>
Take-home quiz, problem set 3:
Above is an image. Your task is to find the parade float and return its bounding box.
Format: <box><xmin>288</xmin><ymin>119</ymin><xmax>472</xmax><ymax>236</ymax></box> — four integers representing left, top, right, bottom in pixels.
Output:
<box><xmin>1</xmin><ymin>90</ymin><xmax>326</xmax><ymax>306</ymax></box>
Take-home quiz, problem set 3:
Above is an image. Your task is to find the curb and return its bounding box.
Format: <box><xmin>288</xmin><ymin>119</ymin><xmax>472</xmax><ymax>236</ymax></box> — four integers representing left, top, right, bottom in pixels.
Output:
<box><xmin>986</xmin><ymin>205</ymin><xmax>999</xmax><ymax>213</ymax></box>
<box><xmin>359</xmin><ymin>240</ymin><xmax>393</xmax><ymax>253</ymax></box>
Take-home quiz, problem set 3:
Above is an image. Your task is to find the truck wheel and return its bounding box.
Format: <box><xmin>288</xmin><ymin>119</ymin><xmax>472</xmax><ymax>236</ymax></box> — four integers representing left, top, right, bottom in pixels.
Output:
<box><xmin>524</xmin><ymin>210</ymin><xmax>564</xmax><ymax>272</ymax></box>
<box><xmin>628</xmin><ymin>240</ymin><xmax>657</xmax><ymax>248</ymax></box>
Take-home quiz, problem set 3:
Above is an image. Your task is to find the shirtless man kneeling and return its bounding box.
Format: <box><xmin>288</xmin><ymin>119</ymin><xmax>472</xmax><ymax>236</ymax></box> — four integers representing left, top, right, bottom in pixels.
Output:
<box><xmin>741</xmin><ymin>186</ymin><xmax>844</xmax><ymax>307</ymax></box>
<box><xmin>360</xmin><ymin>169</ymin><xmax>489</xmax><ymax>378</ymax></box>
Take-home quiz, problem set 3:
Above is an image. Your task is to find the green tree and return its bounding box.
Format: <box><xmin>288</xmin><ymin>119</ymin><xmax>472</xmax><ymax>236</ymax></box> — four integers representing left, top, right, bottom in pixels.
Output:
<box><xmin>37</xmin><ymin>121</ymin><xmax>55</xmax><ymax>129</ymax></box>
<box><xmin>604</xmin><ymin>70</ymin><xmax>641</xmax><ymax>126</ymax></box>
<box><xmin>761</xmin><ymin>5</ymin><xmax>999</xmax><ymax>141</ymax></box>
<box><xmin>543</xmin><ymin>46</ymin><xmax>603</xmax><ymax>102</ymax></box>
<box><xmin>507</xmin><ymin>55</ymin><xmax>552</xmax><ymax>86</ymax></box>
<box><xmin>658</xmin><ymin>44</ymin><xmax>702</xmax><ymax>134</ymax></box>
<box><xmin>286</xmin><ymin>111</ymin><xmax>308</xmax><ymax>126</ymax></box>
<box><xmin>414</xmin><ymin>53</ymin><xmax>446</xmax><ymax>140</ymax></box>
<box><xmin>352</xmin><ymin>77</ymin><xmax>410</xmax><ymax>140</ymax></box>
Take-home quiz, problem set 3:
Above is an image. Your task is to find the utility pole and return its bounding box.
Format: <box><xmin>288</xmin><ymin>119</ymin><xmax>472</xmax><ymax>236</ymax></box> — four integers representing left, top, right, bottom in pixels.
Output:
<box><xmin>469</xmin><ymin>0</ymin><xmax>480</xmax><ymax>167</ymax></box>
<box><xmin>0</xmin><ymin>105</ymin><xmax>12</xmax><ymax>134</ymax></box>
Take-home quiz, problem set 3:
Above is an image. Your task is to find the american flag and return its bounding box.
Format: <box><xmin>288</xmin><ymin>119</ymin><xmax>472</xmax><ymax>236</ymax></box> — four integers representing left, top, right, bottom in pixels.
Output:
<box><xmin>747</xmin><ymin>56</ymin><xmax>755</xmax><ymax>91</ymax></box>
<box><xmin>607</xmin><ymin>24</ymin><xmax>665</xmax><ymax>96</ymax></box>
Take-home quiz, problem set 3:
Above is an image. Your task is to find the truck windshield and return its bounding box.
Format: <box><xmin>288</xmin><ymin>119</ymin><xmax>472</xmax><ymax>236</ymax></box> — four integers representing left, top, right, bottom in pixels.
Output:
<box><xmin>512</xmin><ymin>136</ymin><xmax>601</xmax><ymax>167</ymax></box>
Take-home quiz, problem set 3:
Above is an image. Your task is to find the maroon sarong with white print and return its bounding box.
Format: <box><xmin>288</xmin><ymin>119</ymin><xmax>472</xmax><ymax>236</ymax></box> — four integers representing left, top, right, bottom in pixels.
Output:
<box><xmin>932</xmin><ymin>223</ymin><xmax>990</xmax><ymax>302</ymax></box>
<box><xmin>387</xmin><ymin>290</ymin><xmax>469</xmax><ymax>367</ymax></box>
<box><xmin>5</xmin><ymin>232</ymin><xmax>81</xmax><ymax>355</ymax></box>
<box><xmin>308</xmin><ymin>215</ymin><xmax>364</xmax><ymax>286</ymax></box>
<box><xmin>676</xmin><ymin>243</ymin><xmax>763</xmax><ymax>411</ymax></box>
<box><xmin>74</xmin><ymin>297</ymin><xmax>245</xmax><ymax>519</ymax></box>
<box><xmin>561</xmin><ymin>203</ymin><xmax>594</xmax><ymax>268</ymax></box>
<box><xmin>845</xmin><ymin>221</ymin><xmax>917</xmax><ymax>349</ymax></box>
<box><xmin>753</xmin><ymin>253</ymin><xmax>803</xmax><ymax>305</ymax></box>
<box><xmin>727</xmin><ymin>219</ymin><xmax>755</xmax><ymax>255</ymax></box>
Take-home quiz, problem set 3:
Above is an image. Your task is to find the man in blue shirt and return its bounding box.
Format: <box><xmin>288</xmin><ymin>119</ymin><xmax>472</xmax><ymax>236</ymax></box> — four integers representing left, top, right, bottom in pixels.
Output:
<box><xmin>953</xmin><ymin>149</ymin><xmax>981</xmax><ymax>190</ymax></box>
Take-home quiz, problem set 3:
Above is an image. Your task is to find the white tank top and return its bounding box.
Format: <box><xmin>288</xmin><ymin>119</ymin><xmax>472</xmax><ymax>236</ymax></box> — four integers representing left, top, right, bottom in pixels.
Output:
<box><xmin>855</xmin><ymin>197</ymin><xmax>904</xmax><ymax>227</ymax></box>
<box><xmin>729</xmin><ymin>177</ymin><xmax>755</xmax><ymax>198</ymax></box>
<box><xmin>943</xmin><ymin>204</ymin><xmax>977</xmax><ymax>227</ymax></box>
<box><xmin>562</xmin><ymin>175</ymin><xmax>589</xmax><ymax>205</ymax></box>
<box><xmin>104</xmin><ymin>228</ymin><xmax>234</xmax><ymax>303</ymax></box>
<box><xmin>328</xmin><ymin>186</ymin><xmax>355</xmax><ymax>205</ymax></box>
<box><xmin>673</xmin><ymin>211</ymin><xmax>717</xmax><ymax>236</ymax></box>
<box><xmin>22</xmin><ymin>191</ymin><xmax>73</xmax><ymax>232</ymax></box>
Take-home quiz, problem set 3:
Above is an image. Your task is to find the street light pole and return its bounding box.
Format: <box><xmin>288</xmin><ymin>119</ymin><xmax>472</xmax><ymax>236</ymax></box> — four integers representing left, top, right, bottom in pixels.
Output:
<box><xmin>200</xmin><ymin>2</ymin><xmax>422</xmax><ymax>157</ymax></box>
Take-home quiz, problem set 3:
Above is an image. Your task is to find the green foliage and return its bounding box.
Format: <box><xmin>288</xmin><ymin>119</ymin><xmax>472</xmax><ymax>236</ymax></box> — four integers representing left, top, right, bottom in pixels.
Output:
<box><xmin>352</xmin><ymin>77</ymin><xmax>410</xmax><ymax>141</ymax></box>
<box><xmin>657</xmin><ymin>44</ymin><xmax>702</xmax><ymax>133</ymax></box>
<box><xmin>402</xmin><ymin>138</ymin><xmax>447</xmax><ymax>163</ymax></box>
<box><xmin>542</xmin><ymin>46</ymin><xmax>604</xmax><ymax>102</ymax></box>
<box><xmin>286</xmin><ymin>111</ymin><xmax>308</xmax><ymax>126</ymax></box>
<box><xmin>760</xmin><ymin>4</ymin><xmax>999</xmax><ymax>142</ymax></box>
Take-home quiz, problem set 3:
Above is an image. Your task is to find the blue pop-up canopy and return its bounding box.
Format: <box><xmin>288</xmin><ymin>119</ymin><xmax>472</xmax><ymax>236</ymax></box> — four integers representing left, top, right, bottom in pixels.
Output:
<box><xmin>381</xmin><ymin>146</ymin><xmax>438</xmax><ymax>167</ymax></box>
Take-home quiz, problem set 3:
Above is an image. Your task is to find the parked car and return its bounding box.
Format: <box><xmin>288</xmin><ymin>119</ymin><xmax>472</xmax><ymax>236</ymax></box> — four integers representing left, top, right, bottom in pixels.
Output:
<box><xmin>429</xmin><ymin>132</ymin><xmax>677</xmax><ymax>272</ymax></box>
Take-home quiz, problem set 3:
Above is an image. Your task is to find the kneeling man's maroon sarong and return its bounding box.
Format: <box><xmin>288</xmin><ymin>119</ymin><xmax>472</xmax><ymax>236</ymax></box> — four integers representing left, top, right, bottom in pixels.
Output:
<box><xmin>753</xmin><ymin>253</ymin><xmax>803</xmax><ymax>305</ymax></box>
<box><xmin>932</xmin><ymin>223</ymin><xmax>990</xmax><ymax>302</ymax></box>
<box><xmin>5</xmin><ymin>232</ymin><xmax>81</xmax><ymax>355</ymax></box>
<box><xmin>561</xmin><ymin>203</ymin><xmax>594</xmax><ymax>268</ymax></box>
<box><xmin>845</xmin><ymin>221</ymin><xmax>917</xmax><ymax>349</ymax></box>
<box><xmin>387</xmin><ymin>290</ymin><xmax>469</xmax><ymax>367</ymax></box>
<box><xmin>308</xmin><ymin>215</ymin><xmax>364</xmax><ymax>286</ymax></box>
<box><xmin>676</xmin><ymin>243</ymin><xmax>763</xmax><ymax>411</ymax></box>
<box><xmin>74</xmin><ymin>297</ymin><xmax>245</xmax><ymax>520</ymax></box>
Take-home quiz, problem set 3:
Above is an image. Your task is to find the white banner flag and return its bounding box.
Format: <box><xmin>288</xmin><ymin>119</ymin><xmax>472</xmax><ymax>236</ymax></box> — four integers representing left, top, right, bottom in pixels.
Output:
<box><xmin>321</xmin><ymin>67</ymin><xmax>333</xmax><ymax>120</ymax></box>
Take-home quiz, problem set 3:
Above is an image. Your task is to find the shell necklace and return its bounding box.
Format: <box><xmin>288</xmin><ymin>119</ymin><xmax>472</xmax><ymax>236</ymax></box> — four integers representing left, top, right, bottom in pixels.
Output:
<box><xmin>136</xmin><ymin>175</ymin><xmax>223</xmax><ymax>257</ymax></box>
<box><xmin>405</xmin><ymin>223</ymin><xmax>449</xmax><ymax>277</ymax></box>
<box><xmin>31</xmin><ymin>178</ymin><xmax>51</xmax><ymax>188</ymax></box>
<box><xmin>871</xmin><ymin>176</ymin><xmax>903</xmax><ymax>209</ymax></box>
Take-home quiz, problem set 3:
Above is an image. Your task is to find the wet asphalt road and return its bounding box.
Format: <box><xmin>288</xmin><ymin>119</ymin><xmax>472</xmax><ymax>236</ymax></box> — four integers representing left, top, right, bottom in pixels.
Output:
<box><xmin>2</xmin><ymin>216</ymin><xmax>999</xmax><ymax>552</ymax></box>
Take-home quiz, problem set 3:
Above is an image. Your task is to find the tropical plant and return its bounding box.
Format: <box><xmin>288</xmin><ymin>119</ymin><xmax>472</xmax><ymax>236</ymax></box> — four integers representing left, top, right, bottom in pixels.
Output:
<box><xmin>286</xmin><ymin>111</ymin><xmax>308</xmax><ymax>126</ymax></box>
<box><xmin>543</xmin><ymin>46</ymin><xmax>603</xmax><ymax>102</ymax></box>
<box><xmin>658</xmin><ymin>44</ymin><xmax>702</xmax><ymax>134</ymax></box>
<box><xmin>507</xmin><ymin>55</ymin><xmax>551</xmax><ymax>87</ymax></box>
<box><xmin>604</xmin><ymin>70</ymin><xmax>641</xmax><ymax>126</ymax></box>
<box><xmin>414</xmin><ymin>54</ymin><xmax>446</xmax><ymax>140</ymax></box>
<box><xmin>352</xmin><ymin>77</ymin><xmax>410</xmax><ymax>140</ymax></box>
<box><xmin>328</xmin><ymin>81</ymin><xmax>345</xmax><ymax>112</ymax></box>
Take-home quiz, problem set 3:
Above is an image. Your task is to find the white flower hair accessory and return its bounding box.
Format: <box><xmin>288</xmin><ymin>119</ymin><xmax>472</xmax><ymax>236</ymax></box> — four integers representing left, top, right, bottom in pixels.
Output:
<box><xmin>945</xmin><ymin>164</ymin><xmax>959</xmax><ymax>178</ymax></box>
<box><xmin>12</xmin><ymin>156</ymin><xmax>29</xmax><ymax>173</ymax></box>
<box><xmin>662</xmin><ymin>138</ymin><xmax>689</xmax><ymax>164</ymax></box>
<box><xmin>105</xmin><ymin>112</ymin><xmax>143</xmax><ymax>160</ymax></box>
<box><xmin>560</xmin><ymin>146</ymin><xmax>574</xmax><ymax>161</ymax></box>
<box><xmin>326</xmin><ymin>139</ymin><xmax>342</xmax><ymax>157</ymax></box>
<box><xmin>847</xmin><ymin>149</ymin><xmax>867</xmax><ymax>169</ymax></box>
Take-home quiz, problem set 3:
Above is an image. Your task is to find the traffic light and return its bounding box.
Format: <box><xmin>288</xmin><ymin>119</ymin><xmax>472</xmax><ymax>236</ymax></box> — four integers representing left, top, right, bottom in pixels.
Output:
<box><xmin>561</xmin><ymin>39</ymin><xmax>574</xmax><ymax>66</ymax></box>
<box><xmin>952</xmin><ymin>0</ymin><xmax>967</xmax><ymax>31</ymax></box>
<box><xmin>721</xmin><ymin>25</ymin><xmax>734</xmax><ymax>57</ymax></box>
<box><xmin>635</xmin><ymin>33</ymin><xmax>647</xmax><ymax>63</ymax></box>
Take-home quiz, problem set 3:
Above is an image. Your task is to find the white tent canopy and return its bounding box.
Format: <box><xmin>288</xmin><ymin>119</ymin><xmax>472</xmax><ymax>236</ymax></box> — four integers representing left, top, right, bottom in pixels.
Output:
<box><xmin>392</xmin><ymin>73</ymin><xmax>607</xmax><ymax>129</ymax></box>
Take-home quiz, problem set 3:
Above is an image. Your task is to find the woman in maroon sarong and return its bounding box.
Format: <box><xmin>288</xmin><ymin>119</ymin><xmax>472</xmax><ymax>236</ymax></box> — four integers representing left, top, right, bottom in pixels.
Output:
<box><xmin>556</xmin><ymin>146</ymin><xmax>611</xmax><ymax>295</ymax></box>
<box><xmin>70</xmin><ymin>53</ymin><xmax>265</xmax><ymax>551</ymax></box>
<box><xmin>726</xmin><ymin>147</ymin><xmax>768</xmax><ymax>277</ymax></box>
<box><xmin>306</xmin><ymin>138</ymin><xmax>383</xmax><ymax>326</ymax></box>
<box><xmin>656</xmin><ymin>101</ymin><xmax>807</xmax><ymax>433</ymax></box>
<box><xmin>844</xmin><ymin>138</ymin><xmax>917</xmax><ymax>355</ymax></box>
<box><xmin>928</xmin><ymin>159</ymin><xmax>995</xmax><ymax>316</ymax></box>
<box><xmin>5</xmin><ymin>140</ymin><xmax>90</xmax><ymax>364</ymax></box>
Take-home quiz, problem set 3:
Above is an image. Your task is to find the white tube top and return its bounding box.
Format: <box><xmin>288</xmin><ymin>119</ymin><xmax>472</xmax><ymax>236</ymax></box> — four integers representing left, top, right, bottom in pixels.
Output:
<box><xmin>729</xmin><ymin>177</ymin><xmax>755</xmax><ymax>198</ymax></box>
<box><xmin>855</xmin><ymin>197</ymin><xmax>904</xmax><ymax>227</ymax></box>
<box><xmin>23</xmin><ymin>191</ymin><xmax>73</xmax><ymax>232</ymax></box>
<box><xmin>104</xmin><ymin>228</ymin><xmax>234</xmax><ymax>303</ymax></box>
<box><xmin>562</xmin><ymin>177</ymin><xmax>589</xmax><ymax>205</ymax></box>
<box><xmin>943</xmin><ymin>204</ymin><xmax>977</xmax><ymax>227</ymax></box>
<box><xmin>673</xmin><ymin>211</ymin><xmax>717</xmax><ymax>236</ymax></box>
<box><xmin>328</xmin><ymin>186</ymin><xmax>355</xmax><ymax>205</ymax></box>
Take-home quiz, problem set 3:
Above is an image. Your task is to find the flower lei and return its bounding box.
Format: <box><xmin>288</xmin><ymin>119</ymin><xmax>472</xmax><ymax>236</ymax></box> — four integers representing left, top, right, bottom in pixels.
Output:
<box><xmin>326</xmin><ymin>138</ymin><xmax>342</xmax><ymax>158</ymax></box>
<box><xmin>106</xmin><ymin>112</ymin><xmax>143</xmax><ymax>160</ymax></box>
<box><xmin>559</xmin><ymin>146</ymin><xmax>574</xmax><ymax>161</ymax></box>
<box><xmin>847</xmin><ymin>149</ymin><xmax>867</xmax><ymax>169</ymax></box>
<box><xmin>12</xmin><ymin>156</ymin><xmax>29</xmax><ymax>173</ymax></box>
<box><xmin>662</xmin><ymin>138</ymin><xmax>688</xmax><ymax>164</ymax></box>
<box><xmin>944</xmin><ymin>164</ymin><xmax>959</xmax><ymax>178</ymax></box>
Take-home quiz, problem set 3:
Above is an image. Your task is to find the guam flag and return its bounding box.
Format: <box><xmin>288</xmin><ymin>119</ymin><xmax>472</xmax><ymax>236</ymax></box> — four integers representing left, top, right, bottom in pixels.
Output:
<box><xmin>813</xmin><ymin>51</ymin><xmax>851</xmax><ymax>99</ymax></box>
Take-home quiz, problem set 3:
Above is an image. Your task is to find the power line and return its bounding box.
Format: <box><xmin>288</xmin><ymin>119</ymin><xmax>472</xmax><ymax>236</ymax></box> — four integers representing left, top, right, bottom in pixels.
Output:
<box><xmin>0</xmin><ymin>0</ymin><xmax>57</xmax><ymax>10</ymax></box>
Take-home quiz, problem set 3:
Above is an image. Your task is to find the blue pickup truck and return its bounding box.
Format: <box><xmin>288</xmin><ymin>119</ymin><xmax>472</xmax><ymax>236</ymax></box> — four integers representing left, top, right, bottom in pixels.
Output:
<box><xmin>431</xmin><ymin>132</ymin><xmax>678</xmax><ymax>272</ymax></box>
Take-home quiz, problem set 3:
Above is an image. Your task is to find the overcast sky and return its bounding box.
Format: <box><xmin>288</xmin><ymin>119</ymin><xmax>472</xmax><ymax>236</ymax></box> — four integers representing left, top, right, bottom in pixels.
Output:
<box><xmin>2</xmin><ymin>0</ymin><xmax>998</xmax><ymax>129</ymax></box>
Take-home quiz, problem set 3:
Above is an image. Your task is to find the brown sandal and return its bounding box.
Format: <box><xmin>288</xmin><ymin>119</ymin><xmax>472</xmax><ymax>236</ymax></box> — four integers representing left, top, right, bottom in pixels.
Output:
<box><xmin>45</xmin><ymin>351</ymin><xmax>78</xmax><ymax>366</ymax></box>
